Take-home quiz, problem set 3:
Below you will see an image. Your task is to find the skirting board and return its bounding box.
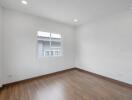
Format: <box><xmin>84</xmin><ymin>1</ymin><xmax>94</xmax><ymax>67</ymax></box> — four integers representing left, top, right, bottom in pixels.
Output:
<box><xmin>2</xmin><ymin>67</ymin><xmax>132</xmax><ymax>89</ymax></box>
<box><xmin>75</xmin><ymin>68</ymin><xmax>132</xmax><ymax>89</ymax></box>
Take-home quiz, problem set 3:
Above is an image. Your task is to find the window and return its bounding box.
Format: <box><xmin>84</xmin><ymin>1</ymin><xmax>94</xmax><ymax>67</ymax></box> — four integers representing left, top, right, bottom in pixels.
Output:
<box><xmin>37</xmin><ymin>31</ymin><xmax>62</xmax><ymax>57</ymax></box>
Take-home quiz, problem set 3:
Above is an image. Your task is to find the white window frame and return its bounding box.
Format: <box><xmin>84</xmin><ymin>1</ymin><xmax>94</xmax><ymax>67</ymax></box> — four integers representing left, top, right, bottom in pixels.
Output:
<box><xmin>37</xmin><ymin>31</ymin><xmax>63</xmax><ymax>57</ymax></box>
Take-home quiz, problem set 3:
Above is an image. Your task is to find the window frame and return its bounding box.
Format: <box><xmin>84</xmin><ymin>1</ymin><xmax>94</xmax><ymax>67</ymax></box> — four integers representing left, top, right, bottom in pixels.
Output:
<box><xmin>37</xmin><ymin>31</ymin><xmax>63</xmax><ymax>58</ymax></box>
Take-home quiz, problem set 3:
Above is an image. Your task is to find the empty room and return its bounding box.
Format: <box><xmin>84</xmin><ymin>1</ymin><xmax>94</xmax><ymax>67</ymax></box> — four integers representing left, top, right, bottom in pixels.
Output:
<box><xmin>0</xmin><ymin>0</ymin><xmax>132</xmax><ymax>100</ymax></box>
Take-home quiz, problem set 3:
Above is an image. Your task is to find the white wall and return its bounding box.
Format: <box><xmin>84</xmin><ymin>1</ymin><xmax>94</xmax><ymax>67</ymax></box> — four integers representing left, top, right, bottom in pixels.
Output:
<box><xmin>2</xmin><ymin>7</ymin><xmax>132</xmax><ymax>85</ymax></box>
<box><xmin>0</xmin><ymin>5</ymin><xmax>3</xmax><ymax>87</ymax></box>
<box><xmin>76</xmin><ymin>11</ymin><xmax>132</xmax><ymax>84</ymax></box>
<box><xmin>3</xmin><ymin>8</ymin><xmax>75</xmax><ymax>84</ymax></box>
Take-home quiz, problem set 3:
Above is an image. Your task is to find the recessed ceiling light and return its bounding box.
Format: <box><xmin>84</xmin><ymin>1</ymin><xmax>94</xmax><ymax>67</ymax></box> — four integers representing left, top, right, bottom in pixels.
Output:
<box><xmin>21</xmin><ymin>0</ymin><xmax>28</xmax><ymax>5</ymax></box>
<box><xmin>73</xmin><ymin>19</ymin><xmax>78</xmax><ymax>23</ymax></box>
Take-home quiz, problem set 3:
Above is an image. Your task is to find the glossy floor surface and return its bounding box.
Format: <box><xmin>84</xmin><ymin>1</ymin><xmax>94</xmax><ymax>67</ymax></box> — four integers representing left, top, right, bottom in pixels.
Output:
<box><xmin>0</xmin><ymin>69</ymin><xmax>132</xmax><ymax>100</ymax></box>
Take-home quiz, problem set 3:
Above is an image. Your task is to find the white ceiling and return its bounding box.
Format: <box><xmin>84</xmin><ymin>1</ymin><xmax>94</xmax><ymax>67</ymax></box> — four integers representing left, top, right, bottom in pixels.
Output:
<box><xmin>0</xmin><ymin>0</ymin><xmax>132</xmax><ymax>26</ymax></box>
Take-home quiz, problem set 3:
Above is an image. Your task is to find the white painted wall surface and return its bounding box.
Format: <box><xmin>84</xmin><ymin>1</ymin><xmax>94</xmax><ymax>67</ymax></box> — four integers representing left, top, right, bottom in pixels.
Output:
<box><xmin>0</xmin><ymin>5</ymin><xmax>3</xmax><ymax>87</ymax></box>
<box><xmin>76</xmin><ymin>11</ymin><xmax>132</xmax><ymax>84</ymax></box>
<box><xmin>1</xmin><ymin>7</ymin><xmax>132</xmax><ymax>85</ymax></box>
<box><xmin>3</xmin><ymin>8</ymin><xmax>75</xmax><ymax>84</ymax></box>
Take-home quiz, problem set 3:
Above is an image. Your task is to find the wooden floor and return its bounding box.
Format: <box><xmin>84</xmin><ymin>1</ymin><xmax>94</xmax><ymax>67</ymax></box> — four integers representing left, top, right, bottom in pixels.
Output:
<box><xmin>0</xmin><ymin>69</ymin><xmax>132</xmax><ymax>100</ymax></box>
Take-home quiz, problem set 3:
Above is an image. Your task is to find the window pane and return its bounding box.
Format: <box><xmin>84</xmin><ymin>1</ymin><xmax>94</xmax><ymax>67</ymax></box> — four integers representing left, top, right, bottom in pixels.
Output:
<box><xmin>51</xmin><ymin>33</ymin><xmax>61</xmax><ymax>39</ymax></box>
<box><xmin>51</xmin><ymin>41</ymin><xmax>61</xmax><ymax>48</ymax></box>
<box><xmin>50</xmin><ymin>48</ymin><xmax>61</xmax><ymax>56</ymax></box>
<box><xmin>43</xmin><ymin>41</ymin><xmax>51</xmax><ymax>56</ymax></box>
<box><xmin>43</xmin><ymin>41</ymin><xmax>50</xmax><ymax>48</ymax></box>
<box><xmin>37</xmin><ymin>31</ymin><xmax>50</xmax><ymax>38</ymax></box>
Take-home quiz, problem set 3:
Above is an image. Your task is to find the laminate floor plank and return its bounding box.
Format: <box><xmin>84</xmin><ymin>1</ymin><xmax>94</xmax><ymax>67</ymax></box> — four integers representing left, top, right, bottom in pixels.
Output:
<box><xmin>0</xmin><ymin>70</ymin><xmax>132</xmax><ymax>100</ymax></box>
